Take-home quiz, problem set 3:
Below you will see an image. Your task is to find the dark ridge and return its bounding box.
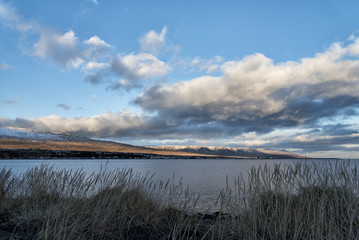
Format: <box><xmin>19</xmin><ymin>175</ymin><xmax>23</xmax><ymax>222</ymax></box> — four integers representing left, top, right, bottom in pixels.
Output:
<box><xmin>0</xmin><ymin>149</ymin><xmax>224</xmax><ymax>159</ymax></box>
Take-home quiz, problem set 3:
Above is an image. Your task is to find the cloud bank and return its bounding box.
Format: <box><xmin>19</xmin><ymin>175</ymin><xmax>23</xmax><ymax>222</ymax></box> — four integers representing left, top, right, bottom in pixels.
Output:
<box><xmin>0</xmin><ymin>112</ymin><xmax>149</xmax><ymax>138</ymax></box>
<box><xmin>135</xmin><ymin>40</ymin><xmax>359</xmax><ymax>135</ymax></box>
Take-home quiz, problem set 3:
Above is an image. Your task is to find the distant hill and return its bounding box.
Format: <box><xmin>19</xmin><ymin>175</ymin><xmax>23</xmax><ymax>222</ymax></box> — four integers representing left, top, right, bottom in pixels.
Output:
<box><xmin>0</xmin><ymin>127</ymin><xmax>304</xmax><ymax>159</ymax></box>
<box><xmin>0</xmin><ymin>127</ymin><xmax>208</xmax><ymax>158</ymax></box>
<box><xmin>152</xmin><ymin>146</ymin><xmax>305</xmax><ymax>159</ymax></box>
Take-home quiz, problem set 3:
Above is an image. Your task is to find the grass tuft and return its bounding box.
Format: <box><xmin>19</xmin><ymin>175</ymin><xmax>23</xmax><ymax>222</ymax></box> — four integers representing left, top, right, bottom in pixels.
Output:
<box><xmin>1</xmin><ymin>161</ymin><xmax>359</xmax><ymax>239</ymax></box>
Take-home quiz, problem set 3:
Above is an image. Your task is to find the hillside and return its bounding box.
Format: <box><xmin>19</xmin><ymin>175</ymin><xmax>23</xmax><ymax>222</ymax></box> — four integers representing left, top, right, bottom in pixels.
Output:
<box><xmin>0</xmin><ymin>127</ymin><xmax>210</xmax><ymax>158</ymax></box>
<box><xmin>0</xmin><ymin>127</ymin><xmax>304</xmax><ymax>159</ymax></box>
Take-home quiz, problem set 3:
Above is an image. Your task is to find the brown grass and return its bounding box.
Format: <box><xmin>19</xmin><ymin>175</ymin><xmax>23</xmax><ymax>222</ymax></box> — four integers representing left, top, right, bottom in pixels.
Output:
<box><xmin>1</xmin><ymin>161</ymin><xmax>359</xmax><ymax>239</ymax></box>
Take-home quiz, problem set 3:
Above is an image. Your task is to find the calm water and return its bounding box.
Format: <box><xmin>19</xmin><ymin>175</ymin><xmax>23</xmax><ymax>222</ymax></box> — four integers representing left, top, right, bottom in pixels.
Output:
<box><xmin>1</xmin><ymin>158</ymin><xmax>358</xmax><ymax>211</ymax></box>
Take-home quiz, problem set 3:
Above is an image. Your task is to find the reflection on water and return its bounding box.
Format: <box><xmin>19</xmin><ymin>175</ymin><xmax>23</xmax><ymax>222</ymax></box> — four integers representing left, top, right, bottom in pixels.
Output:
<box><xmin>1</xmin><ymin>158</ymin><xmax>358</xmax><ymax>211</ymax></box>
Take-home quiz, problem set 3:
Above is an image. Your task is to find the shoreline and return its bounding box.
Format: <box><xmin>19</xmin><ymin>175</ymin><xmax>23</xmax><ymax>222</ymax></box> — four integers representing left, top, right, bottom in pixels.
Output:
<box><xmin>0</xmin><ymin>149</ymin><xmax>344</xmax><ymax>160</ymax></box>
<box><xmin>0</xmin><ymin>148</ymin><xmax>247</xmax><ymax>160</ymax></box>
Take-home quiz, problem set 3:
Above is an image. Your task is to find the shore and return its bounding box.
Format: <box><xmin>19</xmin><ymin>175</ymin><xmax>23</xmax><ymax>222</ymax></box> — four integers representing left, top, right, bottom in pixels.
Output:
<box><xmin>1</xmin><ymin>162</ymin><xmax>359</xmax><ymax>239</ymax></box>
<box><xmin>0</xmin><ymin>148</ymin><xmax>232</xmax><ymax>159</ymax></box>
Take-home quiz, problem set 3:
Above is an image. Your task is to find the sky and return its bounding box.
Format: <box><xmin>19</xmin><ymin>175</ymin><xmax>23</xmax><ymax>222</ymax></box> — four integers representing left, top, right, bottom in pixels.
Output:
<box><xmin>1</xmin><ymin>0</ymin><xmax>359</xmax><ymax>158</ymax></box>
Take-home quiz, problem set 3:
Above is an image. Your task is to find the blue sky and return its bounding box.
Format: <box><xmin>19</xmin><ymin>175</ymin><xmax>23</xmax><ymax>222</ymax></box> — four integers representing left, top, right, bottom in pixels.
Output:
<box><xmin>1</xmin><ymin>0</ymin><xmax>359</xmax><ymax>158</ymax></box>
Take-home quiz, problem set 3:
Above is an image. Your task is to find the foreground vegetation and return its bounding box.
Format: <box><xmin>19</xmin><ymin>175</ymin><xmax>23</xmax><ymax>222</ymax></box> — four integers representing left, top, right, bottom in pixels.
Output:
<box><xmin>1</xmin><ymin>161</ymin><xmax>359</xmax><ymax>239</ymax></box>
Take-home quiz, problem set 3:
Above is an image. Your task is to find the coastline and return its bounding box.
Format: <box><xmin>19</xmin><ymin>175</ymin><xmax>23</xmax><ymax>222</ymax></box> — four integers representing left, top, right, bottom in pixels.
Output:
<box><xmin>0</xmin><ymin>149</ymin><xmax>242</xmax><ymax>160</ymax></box>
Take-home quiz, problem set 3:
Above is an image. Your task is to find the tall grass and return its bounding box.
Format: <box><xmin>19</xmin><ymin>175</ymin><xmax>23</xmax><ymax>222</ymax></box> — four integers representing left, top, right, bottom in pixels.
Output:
<box><xmin>1</xmin><ymin>161</ymin><xmax>359</xmax><ymax>239</ymax></box>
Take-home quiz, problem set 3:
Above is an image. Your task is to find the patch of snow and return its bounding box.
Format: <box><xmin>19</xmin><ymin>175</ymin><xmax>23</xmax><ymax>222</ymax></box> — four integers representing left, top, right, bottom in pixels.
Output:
<box><xmin>0</xmin><ymin>127</ymin><xmax>64</xmax><ymax>140</ymax></box>
<box><xmin>0</xmin><ymin>127</ymin><xmax>90</xmax><ymax>142</ymax></box>
<box><xmin>151</xmin><ymin>145</ymin><xmax>301</xmax><ymax>158</ymax></box>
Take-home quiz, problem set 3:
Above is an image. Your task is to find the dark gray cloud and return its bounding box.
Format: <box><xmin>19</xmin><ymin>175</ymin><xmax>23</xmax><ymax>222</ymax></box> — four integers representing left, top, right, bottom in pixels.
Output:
<box><xmin>84</xmin><ymin>53</ymin><xmax>171</xmax><ymax>90</ymax></box>
<box><xmin>56</xmin><ymin>103</ymin><xmax>71</xmax><ymax>110</ymax></box>
<box><xmin>2</xmin><ymin>98</ymin><xmax>21</xmax><ymax>105</ymax></box>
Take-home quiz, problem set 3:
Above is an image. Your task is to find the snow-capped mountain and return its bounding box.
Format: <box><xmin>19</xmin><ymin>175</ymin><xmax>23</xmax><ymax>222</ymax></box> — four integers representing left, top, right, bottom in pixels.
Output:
<box><xmin>152</xmin><ymin>146</ymin><xmax>304</xmax><ymax>159</ymax></box>
<box><xmin>0</xmin><ymin>127</ymin><xmax>304</xmax><ymax>159</ymax></box>
<box><xmin>0</xmin><ymin>127</ymin><xmax>90</xmax><ymax>142</ymax></box>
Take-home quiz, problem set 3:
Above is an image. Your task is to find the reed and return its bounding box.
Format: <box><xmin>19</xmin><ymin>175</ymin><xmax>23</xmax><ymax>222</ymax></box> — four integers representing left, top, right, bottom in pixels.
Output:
<box><xmin>1</xmin><ymin>161</ymin><xmax>359</xmax><ymax>239</ymax></box>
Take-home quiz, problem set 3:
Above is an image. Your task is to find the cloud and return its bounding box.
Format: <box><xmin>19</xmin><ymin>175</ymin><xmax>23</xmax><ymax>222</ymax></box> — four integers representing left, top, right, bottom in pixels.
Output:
<box><xmin>111</xmin><ymin>53</ymin><xmax>171</xmax><ymax>81</ymax></box>
<box><xmin>0</xmin><ymin>1</ymin><xmax>38</xmax><ymax>32</ymax></box>
<box><xmin>2</xmin><ymin>98</ymin><xmax>21</xmax><ymax>105</ymax></box>
<box><xmin>83</xmin><ymin>61</ymin><xmax>108</xmax><ymax>71</ymax></box>
<box><xmin>91</xmin><ymin>95</ymin><xmax>98</xmax><ymax>101</ymax></box>
<box><xmin>135</xmin><ymin>38</ymin><xmax>359</xmax><ymax>138</ymax></box>
<box><xmin>1</xmin><ymin>2</ymin><xmax>81</xmax><ymax>69</ymax></box>
<box><xmin>0</xmin><ymin>63</ymin><xmax>9</xmax><ymax>69</ymax></box>
<box><xmin>224</xmin><ymin>121</ymin><xmax>359</xmax><ymax>156</ymax></box>
<box><xmin>56</xmin><ymin>103</ymin><xmax>71</xmax><ymax>110</ymax></box>
<box><xmin>84</xmin><ymin>35</ymin><xmax>109</xmax><ymax>48</ymax></box>
<box><xmin>1</xmin><ymin>3</ymin><xmax>169</xmax><ymax>89</ymax></box>
<box><xmin>139</xmin><ymin>26</ymin><xmax>167</xmax><ymax>55</ymax></box>
<box><xmin>188</xmin><ymin>55</ymin><xmax>224</xmax><ymax>73</ymax></box>
<box><xmin>0</xmin><ymin>3</ymin><xmax>110</xmax><ymax>70</ymax></box>
<box><xmin>34</xmin><ymin>30</ymin><xmax>84</xmax><ymax>69</ymax></box>
<box><xmin>83</xmin><ymin>35</ymin><xmax>112</xmax><ymax>60</ymax></box>
<box><xmin>286</xmin><ymin>132</ymin><xmax>359</xmax><ymax>152</ymax></box>
<box><xmin>84</xmin><ymin>53</ymin><xmax>171</xmax><ymax>89</ymax></box>
<box><xmin>0</xmin><ymin>111</ymin><xmax>149</xmax><ymax>138</ymax></box>
<box><xmin>33</xmin><ymin>32</ymin><xmax>112</xmax><ymax>70</ymax></box>
<box><xmin>91</xmin><ymin>0</ymin><xmax>98</xmax><ymax>5</ymax></box>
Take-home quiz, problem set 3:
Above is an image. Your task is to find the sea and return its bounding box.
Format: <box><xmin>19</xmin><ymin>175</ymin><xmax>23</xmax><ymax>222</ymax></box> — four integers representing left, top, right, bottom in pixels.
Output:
<box><xmin>1</xmin><ymin>158</ymin><xmax>358</xmax><ymax>212</ymax></box>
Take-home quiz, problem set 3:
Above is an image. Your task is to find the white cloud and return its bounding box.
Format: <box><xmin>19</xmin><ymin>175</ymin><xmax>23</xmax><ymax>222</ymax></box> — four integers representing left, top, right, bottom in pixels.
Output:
<box><xmin>83</xmin><ymin>61</ymin><xmax>108</xmax><ymax>70</ymax></box>
<box><xmin>341</xmin><ymin>144</ymin><xmax>359</xmax><ymax>149</ymax></box>
<box><xmin>137</xmin><ymin>39</ymin><xmax>359</xmax><ymax>120</ymax></box>
<box><xmin>189</xmin><ymin>55</ymin><xmax>224</xmax><ymax>73</ymax></box>
<box><xmin>0</xmin><ymin>1</ymin><xmax>37</xmax><ymax>32</ymax></box>
<box><xmin>0</xmin><ymin>112</ymin><xmax>149</xmax><ymax>138</ymax></box>
<box><xmin>139</xmin><ymin>26</ymin><xmax>167</xmax><ymax>55</ymax></box>
<box><xmin>0</xmin><ymin>2</ymin><xmax>113</xmax><ymax>70</ymax></box>
<box><xmin>82</xmin><ymin>35</ymin><xmax>112</xmax><ymax>61</ymax></box>
<box><xmin>84</xmin><ymin>35</ymin><xmax>110</xmax><ymax>48</ymax></box>
<box><xmin>91</xmin><ymin>53</ymin><xmax>171</xmax><ymax>89</ymax></box>
<box><xmin>113</xmin><ymin>53</ymin><xmax>171</xmax><ymax>79</ymax></box>
<box><xmin>1</xmin><ymin>3</ymin><xmax>84</xmax><ymax>69</ymax></box>
<box><xmin>34</xmin><ymin>30</ymin><xmax>84</xmax><ymax>69</ymax></box>
<box><xmin>294</xmin><ymin>133</ymin><xmax>359</xmax><ymax>143</ymax></box>
<box><xmin>243</xmin><ymin>139</ymin><xmax>270</xmax><ymax>147</ymax></box>
<box><xmin>84</xmin><ymin>52</ymin><xmax>172</xmax><ymax>89</ymax></box>
<box><xmin>347</xmin><ymin>37</ymin><xmax>359</xmax><ymax>56</ymax></box>
<box><xmin>1</xmin><ymin>3</ymin><xmax>170</xmax><ymax>90</ymax></box>
<box><xmin>91</xmin><ymin>0</ymin><xmax>98</xmax><ymax>5</ymax></box>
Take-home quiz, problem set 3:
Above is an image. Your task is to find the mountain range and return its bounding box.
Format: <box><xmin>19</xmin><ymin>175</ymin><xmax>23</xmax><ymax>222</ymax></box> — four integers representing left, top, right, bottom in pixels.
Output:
<box><xmin>152</xmin><ymin>146</ymin><xmax>304</xmax><ymax>159</ymax></box>
<box><xmin>0</xmin><ymin>127</ymin><xmax>304</xmax><ymax>159</ymax></box>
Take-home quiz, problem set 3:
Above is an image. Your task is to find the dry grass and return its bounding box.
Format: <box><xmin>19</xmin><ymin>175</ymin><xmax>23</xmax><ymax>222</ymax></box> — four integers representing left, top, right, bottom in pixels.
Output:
<box><xmin>1</xmin><ymin>161</ymin><xmax>359</xmax><ymax>239</ymax></box>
